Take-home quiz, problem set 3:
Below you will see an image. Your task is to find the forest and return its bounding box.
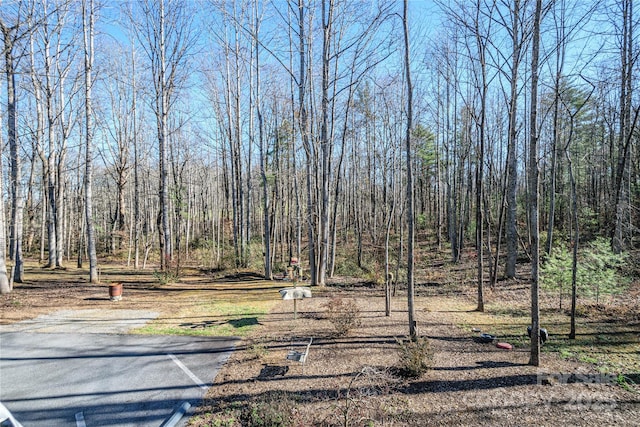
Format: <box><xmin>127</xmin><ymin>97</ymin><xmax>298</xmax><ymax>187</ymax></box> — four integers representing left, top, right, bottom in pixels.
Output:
<box><xmin>0</xmin><ymin>0</ymin><xmax>638</xmax><ymax>362</ymax></box>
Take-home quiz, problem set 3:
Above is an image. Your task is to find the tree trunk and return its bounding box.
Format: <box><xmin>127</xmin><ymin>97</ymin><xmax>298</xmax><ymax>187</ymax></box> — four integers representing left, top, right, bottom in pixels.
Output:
<box><xmin>159</xmin><ymin>0</ymin><xmax>172</xmax><ymax>270</ymax></box>
<box><xmin>403</xmin><ymin>0</ymin><xmax>417</xmax><ymax>341</ymax></box>
<box><xmin>44</xmin><ymin>14</ymin><xmax>58</xmax><ymax>268</ymax></box>
<box><xmin>83</xmin><ymin>0</ymin><xmax>99</xmax><ymax>283</ymax></box>
<box><xmin>473</xmin><ymin>2</ymin><xmax>487</xmax><ymax>312</ymax></box>
<box><xmin>132</xmin><ymin>47</ymin><xmax>140</xmax><ymax>270</ymax></box>
<box><xmin>505</xmin><ymin>0</ymin><xmax>521</xmax><ymax>279</ymax></box>
<box><xmin>528</xmin><ymin>0</ymin><xmax>542</xmax><ymax>368</ymax></box>
<box><xmin>297</xmin><ymin>0</ymin><xmax>317</xmax><ymax>286</ymax></box>
<box><xmin>0</xmin><ymin>123</ymin><xmax>10</xmax><ymax>294</ymax></box>
<box><xmin>317</xmin><ymin>0</ymin><xmax>334</xmax><ymax>287</ymax></box>
<box><xmin>567</xmin><ymin>132</ymin><xmax>579</xmax><ymax>340</ymax></box>
<box><xmin>385</xmin><ymin>156</ymin><xmax>396</xmax><ymax>317</ymax></box>
<box><xmin>254</xmin><ymin>7</ymin><xmax>272</xmax><ymax>280</ymax></box>
<box><xmin>1</xmin><ymin>22</ymin><xmax>24</xmax><ymax>283</ymax></box>
<box><xmin>612</xmin><ymin>0</ymin><xmax>634</xmax><ymax>253</ymax></box>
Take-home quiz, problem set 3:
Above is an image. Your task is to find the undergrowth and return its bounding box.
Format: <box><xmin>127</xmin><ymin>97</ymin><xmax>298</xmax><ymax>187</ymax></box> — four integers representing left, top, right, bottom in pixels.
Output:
<box><xmin>323</xmin><ymin>296</ymin><xmax>362</xmax><ymax>336</ymax></box>
<box><xmin>395</xmin><ymin>336</ymin><xmax>434</xmax><ymax>378</ymax></box>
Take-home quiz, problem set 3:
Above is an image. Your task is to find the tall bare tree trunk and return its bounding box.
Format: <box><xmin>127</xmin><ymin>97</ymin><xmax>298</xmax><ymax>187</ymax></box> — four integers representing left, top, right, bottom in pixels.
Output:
<box><xmin>403</xmin><ymin>0</ymin><xmax>417</xmax><ymax>341</ymax></box>
<box><xmin>613</xmin><ymin>0</ymin><xmax>635</xmax><ymax>253</ymax></box>
<box><xmin>528</xmin><ymin>0</ymin><xmax>542</xmax><ymax>367</ymax></box>
<box><xmin>297</xmin><ymin>0</ymin><xmax>317</xmax><ymax>286</ymax></box>
<box><xmin>317</xmin><ymin>0</ymin><xmax>335</xmax><ymax>287</ymax></box>
<box><xmin>43</xmin><ymin>5</ymin><xmax>58</xmax><ymax>268</ymax></box>
<box><xmin>505</xmin><ymin>0</ymin><xmax>521</xmax><ymax>279</ymax></box>
<box><xmin>158</xmin><ymin>0</ymin><xmax>171</xmax><ymax>270</ymax></box>
<box><xmin>132</xmin><ymin>46</ymin><xmax>140</xmax><ymax>269</ymax></box>
<box><xmin>134</xmin><ymin>0</ymin><xmax>194</xmax><ymax>270</ymax></box>
<box><xmin>1</xmin><ymin>20</ymin><xmax>24</xmax><ymax>283</ymax></box>
<box><xmin>82</xmin><ymin>0</ymin><xmax>98</xmax><ymax>283</ymax></box>
<box><xmin>565</xmin><ymin>114</ymin><xmax>580</xmax><ymax>340</ymax></box>
<box><xmin>0</xmin><ymin>123</ymin><xmax>10</xmax><ymax>293</ymax></box>
<box><xmin>472</xmin><ymin>1</ymin><xmax>488</xmax><ymax>312</ymax></box>
<box><xmin>253</xmin><ymin>5</ymin><xmax>271</xmax><ymax>280</ymax></box>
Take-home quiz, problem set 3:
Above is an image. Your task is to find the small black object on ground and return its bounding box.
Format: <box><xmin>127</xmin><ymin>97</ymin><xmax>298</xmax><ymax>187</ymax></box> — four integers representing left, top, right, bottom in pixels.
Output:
<box><xmin>527</xmin><ymin>326</ymin><xmax>549</xmax><ymax>345</ymax></box>
<box><xmin>474</xmin><ymin>333</ymin><xmax>496</xmax><ymax>343</ymax></box>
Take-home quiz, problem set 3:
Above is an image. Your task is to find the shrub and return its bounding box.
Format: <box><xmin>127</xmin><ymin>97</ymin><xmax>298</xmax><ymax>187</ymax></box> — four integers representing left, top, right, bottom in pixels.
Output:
<box><xmin>334</xmin><ymin>256</ymin><xmax>364</xmax><ymax>278</ymax></box>
<box><xmin>248</xmin><ymin>403</ymin><xmax>285</xmax><ymax>427</ymax></box>
<box><xmin>323</xmin><ymin>296</ymin><xmax>362</xmax><ymax>336</ymax></box>
<box><xmin>152</xmin><ymin>269</ymin><xmax>179</xmax><ymax>285</ymax></box>
<box><xmin>396</xmin><ymin>336</ymin><xmax>433</xmax><ymax>378</ymax></box>
<box><xmin>246</xmin><ymin>342</ymin><xmax>269</xmax><ymax>361</ymax></box>
<box><xmin>239</xmin><ymin>392</ymin><xmax>296</xmax><ymax>427</ymax></box>
<box><xmin>335</xmin><ymin>367</ymin><xmax>399</xmax><ymax>427</ymax></box>
<box><xmin>361</xmin><ymin>260</ymin><xmax>384</xmax><ymax>286</ymax></box>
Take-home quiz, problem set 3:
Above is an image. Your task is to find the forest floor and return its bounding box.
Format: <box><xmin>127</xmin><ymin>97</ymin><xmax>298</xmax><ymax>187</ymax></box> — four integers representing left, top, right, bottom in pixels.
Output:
<box><xmin>1</xmin><ymin>249</ymin><xmax>639</xmax><ymax>426</ymax></box>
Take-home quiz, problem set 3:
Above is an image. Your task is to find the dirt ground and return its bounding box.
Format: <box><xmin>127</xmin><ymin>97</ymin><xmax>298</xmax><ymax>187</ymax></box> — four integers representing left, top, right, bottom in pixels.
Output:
<box><xmin>189</xmin><ymin>286</ymin><xmax>640</xmax><ymax>426</ymax></box>
<box><xmin>2</xmin><ymin>262</ymin><xmax>639</xmax><ymax>426</ymax></box>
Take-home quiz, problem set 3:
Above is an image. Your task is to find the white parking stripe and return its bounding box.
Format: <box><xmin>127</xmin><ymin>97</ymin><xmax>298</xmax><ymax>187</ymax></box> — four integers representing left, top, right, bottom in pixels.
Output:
<box><xmin>75</xmin><ymin>412</ymin><xmax>86</xmax><ymax>427</ymax></box>
<box><xmin>167</xmin><ymin>354</ymin><xmax>208</xmax><ymax>390</ymax></box>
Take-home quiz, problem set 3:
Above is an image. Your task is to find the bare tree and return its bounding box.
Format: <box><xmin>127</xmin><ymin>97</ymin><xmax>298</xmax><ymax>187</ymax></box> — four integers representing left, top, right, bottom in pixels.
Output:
<box><xmin>528</xmin><ymin>0</ymin><xmax>542</xmax><ymax>367</ymax></box>
<box><xmin>0</xmin><ymin>124</ymin><xmax>9</xmax><ymax>294</ymax></box>
<box><xmin>467</xmin><ymin>0</ymin><xmax>494</xmax><ymax>312</ymax></box>
<box><xmin>131</xmin><ymin>46</ymin><xmax>141</xmax><ymax>269</ymax></box>
<box><xmin>295</xmin><ymin>0</ymin><xmax>317</xmax><ymax>286</ymax></box>
<box><xmin>132</xmin><ymin>0</ymin><xmax>197</xmax><ymax>270</ymax></box>
<box><xmin>82</xmin><ymin>0</ymin><xmax>98</xmax><ymax>283</ymax></box>
<box><xmin>561</xmin><ymin>85</ymin><xmax>594</xmax><ymax>339</ymax></box>
<box><xmin>612</xmin><ymin>0</ymin><xmax>638</xmax><ymax>253</ymax></box>
<box><xmin>34</xmin><ymin>0</ymin><xmax>78</xmax><ymax>269</ymax></box>
<box><xmin>403</xmin><ymin>0</ymin><xmax>417</xmax><ymax>340</ymax></box>
<box><xmin>1</xmin><ymin>1</ymin><xmax>32</xmax><ymax>284</ymax></box>
<box><xmin>504</xmin><ymin>0</ymin><xmax>523</xmax><ymax>279</ymax></box>
<box><xmin>251</xmin><ymin>2</ymin><xmax>272</xmax><ymax>279</ymax></box>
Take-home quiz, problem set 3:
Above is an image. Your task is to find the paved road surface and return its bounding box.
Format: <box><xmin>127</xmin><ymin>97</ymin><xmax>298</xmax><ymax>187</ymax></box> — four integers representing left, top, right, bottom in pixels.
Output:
<box><xmin>0</xmin><ymin>311</ymin><xmax>237</xmax><ymax>427</ymax></box>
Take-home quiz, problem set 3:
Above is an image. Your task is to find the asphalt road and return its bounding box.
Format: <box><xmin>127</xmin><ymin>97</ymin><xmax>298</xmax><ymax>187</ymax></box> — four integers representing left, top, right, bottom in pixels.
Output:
<box><xmin>0</xmin><ymin>313</ymin><xmax>237</xmax><ymax>427</ymax></box>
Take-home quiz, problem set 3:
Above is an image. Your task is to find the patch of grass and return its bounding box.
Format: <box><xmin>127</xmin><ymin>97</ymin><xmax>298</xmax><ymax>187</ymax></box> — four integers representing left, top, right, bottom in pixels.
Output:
<box><xmin>546</xmin><ymin>329</ymin><xmax>640</xmax><ymax>375</ymax></box>
<box><xmin>441</xmin><ymin>294</ymin><xmax>640</xmax><ymax>380</ymax></box>
<box><xmin>131</xmin><ymin>299</ymin><xmax>277</xmax><ymax>337</ymax></box>
<box><xmin>579</xmin><ymin>354</ymin><xmax>600</xmax><ymax>364</ymax></box>
<box><xmin>559</xmin><ymin>348</ymin><xmax>574</xmax><ymax>359</ymax></box>
<box><xmin>616</xmin><ymin>374</ymin><xmax>640</xmax><ymax>393</ymax></box>
<box><xmin>616</xmin><ymin>374</ymin><xmax>636</xmax><ymax>393</ymax></box>
<box><xmin>488</xmin><ymin>306</ymin><xmax>529</xmax><ymax>318</ymax></box>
